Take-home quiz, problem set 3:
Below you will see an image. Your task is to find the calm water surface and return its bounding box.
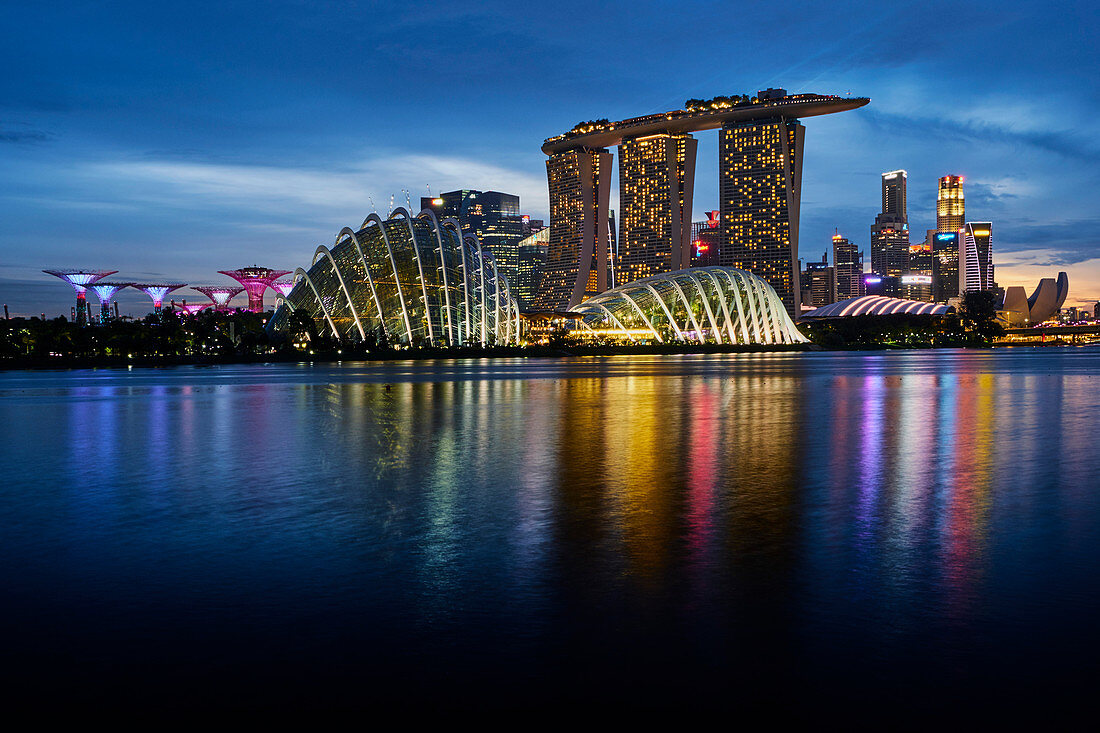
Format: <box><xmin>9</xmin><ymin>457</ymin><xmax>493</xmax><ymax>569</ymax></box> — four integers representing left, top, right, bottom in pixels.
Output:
<box><xmin>2</xmin><ymin>349</ymin><xmax>1099</xmax><ymax>710</ymax></box>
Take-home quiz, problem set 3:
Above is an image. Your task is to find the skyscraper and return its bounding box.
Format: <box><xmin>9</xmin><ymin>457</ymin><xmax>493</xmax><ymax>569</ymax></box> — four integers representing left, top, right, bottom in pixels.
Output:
<box><xmin>904</xmin><ymin>238</ymin><xmax>934</xmax><ymax>302</ymax></box>
<box><xmin>515</xmin><ymin>227</ymin><xmax>549</xmax><ymax>311</ymax></box>
<box><xmin>617</xmin><ymin>133</ymin><xmax>697</xmax><ymax>284</ymax></box>
<box><xmin>936</xmin><ymin>176</ymin><xmax>965</xmax><ymax>233</ymax></box>
<box><xmin>832</xmin><ymin>233</ymin><xmax>865</xmax><ymax>300</ymax></box>
<box><xmin>536</xmin><ymin>148</ymin><xmax>613</xmax><ymax>310</ymax></box>
<box><xmin>719</xmin><ymin>117</ymin><xmax>804</xmax><ymax>317</ymax></box>
<box><xmin>870</xmin><ymin>170</ymin><xmax>909</xmax><ymax>277</ymax></box>
<box><xmin>801</xmin><ymin>252</ymin><xmax>836</xmax><ymax>308</ymax></box>
<box><xmin>421</xmin><ymin>190</ymin><xmax>525</xmax><ymax>289</ymax></box>
<box><xmin>931</xmin><ymin>230</ymin><xmax>961</xmax><ymax>302</ymax></box>
<box><xmin>691</xmin><ymin>211</ymin><xmax>722</xmax><ymax>267</ymax></box>
<box><xmin>960</xmin><ymin>222</ymin><xmax>995</xmax><ymax>292</ymax></box>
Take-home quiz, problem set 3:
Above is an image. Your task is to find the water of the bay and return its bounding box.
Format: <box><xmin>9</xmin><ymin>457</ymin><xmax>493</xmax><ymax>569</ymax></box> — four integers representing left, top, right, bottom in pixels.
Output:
<box><xmin>1</xmin><ymin>349</ymin><xmax>1098</xmax><ymax>712</ymax></box>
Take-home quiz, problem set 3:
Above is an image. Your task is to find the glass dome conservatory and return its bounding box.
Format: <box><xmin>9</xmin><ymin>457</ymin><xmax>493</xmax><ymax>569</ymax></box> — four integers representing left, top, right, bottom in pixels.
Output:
<box><xmin>268</xmin><ymin>209</ymin><xmax>520</xmax><ymax>345</ymax></box>
<box><xmin>569</xmin><ymin>267</ymin><xmax>807</xmax><ymax>344</ymax></box>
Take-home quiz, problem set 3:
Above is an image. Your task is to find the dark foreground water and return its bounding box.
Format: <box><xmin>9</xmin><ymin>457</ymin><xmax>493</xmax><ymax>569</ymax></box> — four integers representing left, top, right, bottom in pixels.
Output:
<box><xmin>2</xmin><ymin>349</ymin><xmax>1099</xmax><ymax>713</ymax></box>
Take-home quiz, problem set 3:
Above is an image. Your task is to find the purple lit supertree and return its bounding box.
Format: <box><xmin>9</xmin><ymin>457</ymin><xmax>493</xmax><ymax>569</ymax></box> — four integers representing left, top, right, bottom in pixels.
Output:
<box><xmin>173</xmin><ymin>302</ymin><xmax>211</xmax><ymax>316</ymax></box>
<box><xmin>88</xmin><ymin>282</ymin><xmax>131</xmax><ymax>323</ymax></box>
<box><xmin>218</xmin><ymin>267</ymin><xmax>291</xmax><ymax>313</ymax></box>
<box><xmin>192</xmin><ymin>286</ymin><xmax>244</xmax><ymax>312</ymax></box>
<box><xmin>43</xmin><ymin>270</ymin><xmax>117</xmax><ymax>325</ymax></box>
<box><xmin>271</xmin><ymin>279</ymin><xmax>296</xmax><ymax>298</ymax></box>
<box><xmin>132</xmin><ymin>283</ymin><xmax>187</xmax><ymax>313</ymax></box>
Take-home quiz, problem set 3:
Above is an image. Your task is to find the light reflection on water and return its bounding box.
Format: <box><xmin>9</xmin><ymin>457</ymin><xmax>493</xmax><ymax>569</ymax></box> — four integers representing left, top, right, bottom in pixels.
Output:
<box><xmin>1</xmin><ymin>349</ymin><xmax>1099</xmax><ymax>709</ymax></box>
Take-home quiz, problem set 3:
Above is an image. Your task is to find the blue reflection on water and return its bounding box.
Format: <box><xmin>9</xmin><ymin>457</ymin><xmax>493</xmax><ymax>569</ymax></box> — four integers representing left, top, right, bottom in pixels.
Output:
<box><xmin>1</xmin><ymin>350</ymin><xmax>1099</xmax><ymax>710</ymax></box>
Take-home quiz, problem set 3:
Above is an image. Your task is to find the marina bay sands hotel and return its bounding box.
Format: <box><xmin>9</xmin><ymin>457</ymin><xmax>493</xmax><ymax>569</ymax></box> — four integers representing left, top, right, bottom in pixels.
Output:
<box><xmin>534</xmin><ymin>89</ymin><xmax>869</xmax><ymax>317</ymax></box>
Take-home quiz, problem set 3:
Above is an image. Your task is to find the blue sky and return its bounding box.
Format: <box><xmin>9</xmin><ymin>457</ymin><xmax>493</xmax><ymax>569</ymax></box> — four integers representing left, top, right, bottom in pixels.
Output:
<box><xmin>2</xmin><ymin>0</ymin><xmax>1097</xmax><ymax>316</ymax></box>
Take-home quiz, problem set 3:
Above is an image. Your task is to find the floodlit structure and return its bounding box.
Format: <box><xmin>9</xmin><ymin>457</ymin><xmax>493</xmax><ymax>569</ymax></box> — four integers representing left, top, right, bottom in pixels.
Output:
<box><xmin>218</xmin><ymin>267</ymin><xmax>291</xmax><ymax>313</ymax></box>
<box><xmin>193</xmin><ymin>286</ymin><xmax>244</xmax><ymax>312</ymax></box>
<box><xmin>268</xmin><ymin>209</ymin><xmax>520</xmax><ymax>345</ymax></box>
<box><xmin>133</xmin><ymin>283</ymin><xmax>186</xmax><ymax>313</ymax></box>
<box><xmin>568</xmin><ymin>266</ymin><xmax>807</xmax><ymax>344</ymax></box>
<box><xmin>538</xmin><ymin>90</ymin><xmax>869</xmax><ymax>315</ymax></box>
<box><xmin>271</xmin><ymin>280</ymin><xmax>296</xmax><ymax>298</ymax></box>
<box><xmin>88</xmin><ymin>282</ymin><xmax>131</xmax><ymax>322</ymax></box>
<box><xmin>43</xmin><ymin>270</ymin><xmax>117</xmax><ymax>325</ymax></box>
<box><xmin>999</xmin><ymin>272</ymin><xmax>1069</xmax><ymax>326</ymax></box>
<box><xmin>800</xmin><ymin>295</ymin><xmax>953</xmax><ymax>318</ymax></box>
<box><xmin>174</xmin><ymin>302</ymin><xmax>212</xmax><ymax>316</ymax></box>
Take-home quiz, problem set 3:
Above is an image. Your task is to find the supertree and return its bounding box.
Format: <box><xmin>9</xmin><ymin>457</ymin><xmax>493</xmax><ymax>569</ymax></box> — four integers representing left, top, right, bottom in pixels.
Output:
<box><xmin>173</xmin><ymin>302</ymin><xmax>211</xmax><ymax>316</ymax></box>
<box><xmin>192</xmin><ymin>286</ymin><xmax>244</xmax><ymax>312</ymax></box>
<box><xmin>132</xmin><ymin>283</ymin><xmax>187</xmax><ymax>313</ymax></box>
<box><xmin>43</xmin><ymin>270</ymin><xmax>117</xmax><ymax>325</ymax></box>
<box><xmin>271</xmin><ymin>279</ymin><xmax>296</xmax><ymax>298</ymax></box>
<box><xmin>87</xmin><ymin>282</ymin><xmax>131</xmax><ymax>323</ymax></box>
<box><xmin>218</xmin><ymin>267</ymin><xmax>291</xmax><ymax>313</ymax></box>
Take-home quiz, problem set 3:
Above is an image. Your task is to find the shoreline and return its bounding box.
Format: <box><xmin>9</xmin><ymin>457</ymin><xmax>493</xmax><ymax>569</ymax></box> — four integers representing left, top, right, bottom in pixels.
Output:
<box><xmin>0</xmin><ymin>341</ymin><xmax>1061</xmax><ymax>371</ymax></box>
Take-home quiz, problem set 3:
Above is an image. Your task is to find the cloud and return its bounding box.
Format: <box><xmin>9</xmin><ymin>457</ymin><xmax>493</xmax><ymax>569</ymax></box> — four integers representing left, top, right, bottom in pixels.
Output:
<box><xmin>90</xmin><ymin>153</ymin><xmax>550</xmax><ymax>221</ymax></box>
<box><xmin>0</xmin><ymin>122</ymin><xmax>53</xmax><ymax>144</ymax></box>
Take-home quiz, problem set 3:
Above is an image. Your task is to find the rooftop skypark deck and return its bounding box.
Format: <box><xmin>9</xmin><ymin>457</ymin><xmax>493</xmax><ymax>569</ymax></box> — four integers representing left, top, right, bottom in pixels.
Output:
<box><xmin>542</xmin><ymin>92</ymin><xmax>869</xmax><ymax>154</ymax></box>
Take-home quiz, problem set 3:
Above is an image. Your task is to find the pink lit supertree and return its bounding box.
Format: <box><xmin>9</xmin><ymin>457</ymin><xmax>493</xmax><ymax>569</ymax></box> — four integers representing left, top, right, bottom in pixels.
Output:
<box><xmin>43</xmin><ymin>270</ymin><xmax>117</xmax><ymax>325</ymax></box>
<box><xmin>88</xmin><ymin>282</ymin><xmax>131</xmax><ymax>322</ymax></box>
<box><xmin>173</xmin><ymin>302</ymin><xmax>211</xmax><ymax>316</ymax></box>
<box><xmin>271</xmin><ymin>279</ymin><xmax>296</xmax><ymax>298</ymax></box>
<box><xmin>192</xmin><ymin>286</ymin><xmax>244</xmax><ymax>312</ymax></box>
<box><xmin>132</xmin><ymin>283</ymin><xmax>187</xmax><ymax>313</ymax></box>
<box><xmin>218</xmin><ymin>267</ymin><xmax>291</xmax><ymax>313</ymax></box>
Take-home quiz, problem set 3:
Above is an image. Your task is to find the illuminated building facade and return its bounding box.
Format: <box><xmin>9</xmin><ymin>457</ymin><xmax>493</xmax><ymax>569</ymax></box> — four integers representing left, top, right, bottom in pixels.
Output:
<box><xmin>801</xmin><ymin>252</ymin><xmax>835</xmax><ymax>308</ymax></box>
<box><xmin>832</xmin><ymin>234</ymin><xmax>865</xmax><ymax>300</ymax></box>
<box><xmin>515</xmin><ymin>227</ymin><xmax>549</xmax><ymax>311</ymax></box>
<box><xmin>870</xmin><ymin>171</ymin><xmax>909</xmax><ymax>277</ymax></box>
<box><xmin>536</xmin><ymin>148</ymin><xmax>613</xmax><ymax>310</ymax></box>
<box><xmin>193</xmin><ymin>286</ymin><xmax>244</xmax><ymax>312</ymax></box>
<box><xmin>961</xmin><ymin>222</ymin><xmax>995</xmax><ymax>293</ymax></box>
<box><xmin>539</xmin><ymin>91</ymin><xmax>868</xmax><ymax>315</ymax></box>
<box><xmin>569</xmin><ymin>266</ymin><xmax>807</xmax><ymax>344</ymax></box>
<box><xmin>43</xmin><ymin>270</ymin><xmax>116</xmax><ymax>326</ymax></box>
<box><xmin>421</xmin><ymin>190</ymin><xmax>525</xmax><ymax>289</ymax></box>
<box><xmin>133</xmin><ymin>283</ymin><xmax>186</xmax><ymax>313</ymax></box>
<box><xmin>88</xmin><ymin>282</ymin><xmax>130</xmax><ymax>322</ymax></box>
<box><xmin>719</xmin><ymin>117</ymin><xmax>804</xmax><ymax>317</ymax></box>
<box><xmin>690</xmin><ymin>211</ymin><xmax>722</xmax><ymax>267</ymax></box>
<box><xmin>936</xmin><ymin>175</ymin><xmax>965</xmax><ymax>233</ymax></box>
<box><xmin>904</xmin><ymin>239</ymin><xmax>934</xmax><ymax>301</ymax></box>
<box><xmin>617</xmin><ymin>133</ymin><xmax>697</xmax><ymax>285</ymax></box>
<box><xmin>218</xmin><ymin>268</ymin><xmax>291</xmax><ymax>313</ymax></box>
<box><xmin>931</xmin><ymin>230</ymin><xmax>960</xmax><ymax>302</ymax></box>
<box><xmin>268</xmin><ymin>209</ymin><xmax>520</xmax><ymax>345</ymax></box>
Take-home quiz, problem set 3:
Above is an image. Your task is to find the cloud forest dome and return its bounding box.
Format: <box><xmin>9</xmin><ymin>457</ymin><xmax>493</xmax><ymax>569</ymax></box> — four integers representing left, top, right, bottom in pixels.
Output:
<box><xmin>570</xmin><ymin>267</ymin><xmax>807</xmax><ymax>344</ymax></box>
<box><xmin>268</xmin><ymin>208</ymin><xmax>520</xmax><ymax>345</ymax></box>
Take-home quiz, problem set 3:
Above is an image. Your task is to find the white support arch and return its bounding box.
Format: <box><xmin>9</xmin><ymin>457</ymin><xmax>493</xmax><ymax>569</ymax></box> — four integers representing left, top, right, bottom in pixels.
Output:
<box><xmin>619</xmin><ymin>290</ymin><xmax>664</xmax><ymax>342</ymax></box>
<box><xmin>294</xmin><ymin>267</ymin><xmax>339</xmax><ymax>338</ymax></box>
<box><xmin>312</xmin><ymin>245</ymin><xmax>365</xmax><ymax>341</ymax></box>
<box><xmin>417</xmin><ymin>209</ymin><xmax>456</xmax><ymax>345</ymax></box>
<box><xmin>642</xmin><ymin>282</ymin><xmax>685</xmax><ymax>340</ymax></box>
<box><xmin>732</xmin><ymin>270</ymin><xmax>765</xmax><ymax>343</ymax></box>
<box><xmin>593</xmin><ymin>301</ymin><xmax>637</xmax><ymax>342</ymax></box>
<box><xmin>391</xmin><ymin>207</ymin><xmax>436</xmax><ymax>345</ymax></box>
<box><xmin>701</xmin><ymin>269</ymin><xmax>738</xmax><ymax>344</ymax></box>
<box><xmin>666</xmin><ymin>277</ymin><xmax>706</xmax><ymax>342</ymax></box>
<box><xmin>337</xmin><ymin>226</ymin><xmax>387</xmax><ymax>340</ymax></box>
<box><xmin>469</xmin><ymin>234</ymin><xmax>488</xmax><ymax>345</ymax></box>
<box><xmin>364</xmin><ymin>213</ymin><xmax>414</xmax><ymax>344</ymax></box>
<box><xmin>685</xmin><ymin>272</ymin><xmax>723</xmax><ymax>344</ymax></box>
<box><xmin>443</xmin><ymin>217</ymin><xmax>472</xmax><ymax>345</ymax></box>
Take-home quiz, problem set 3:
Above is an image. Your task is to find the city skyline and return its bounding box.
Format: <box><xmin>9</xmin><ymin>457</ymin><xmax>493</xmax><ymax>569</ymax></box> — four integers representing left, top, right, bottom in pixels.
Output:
<box><xmin>2</xmin><ymin>1</ymin><xmax>1098</xmax><ymax>316</ymax></box>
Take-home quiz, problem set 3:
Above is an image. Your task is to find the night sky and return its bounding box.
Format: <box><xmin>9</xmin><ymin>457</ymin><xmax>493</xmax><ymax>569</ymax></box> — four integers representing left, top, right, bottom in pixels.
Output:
<box><xmin>2</xmin><ymin>0</ymin><xmax>1096</xmax><ymax>316</ymax></box>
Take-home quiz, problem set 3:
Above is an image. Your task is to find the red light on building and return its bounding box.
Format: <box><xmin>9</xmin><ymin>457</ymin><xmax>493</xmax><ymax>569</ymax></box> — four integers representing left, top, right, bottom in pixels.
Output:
<box><xmin>706</xmin><ymin>210</ymin><xmax>720</xmax><ymax>228</ymax></box>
